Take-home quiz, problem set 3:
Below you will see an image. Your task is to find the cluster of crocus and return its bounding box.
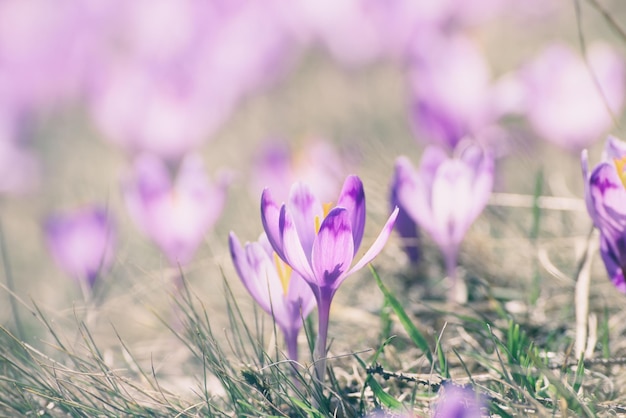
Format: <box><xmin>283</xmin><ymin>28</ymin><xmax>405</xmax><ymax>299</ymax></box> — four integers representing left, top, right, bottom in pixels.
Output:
<box><xmin>123</xmin><ymin>153</ymin><xmax>226</xmax><ymax>271</ymax></box>
<box><xmin>391</xmin><ymin>141</ymin><xmax>494</xmax><ymax>303</ymax></box>
<box><xmin>44</xmin><ymin>205</ymin><xmax>115</xmax><ymax>291</ymax></box>
<box><xmin>582</xmin><ymin>136</ymin><xmax>626</xmax><ymax>293</ymax></box>
<box><xmin>229</xmin><ymin>232</ymin><xmax>316</xmax><ymax>362</ymax></box>
<box><xmin>259</xmin><ymin>175</ymin><xmax>398</xmax><ymax>381</ymax></box>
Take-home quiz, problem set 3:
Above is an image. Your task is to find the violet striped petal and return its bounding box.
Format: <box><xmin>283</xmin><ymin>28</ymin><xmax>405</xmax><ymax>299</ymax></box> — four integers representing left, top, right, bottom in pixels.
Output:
<box><xmin>347</xmin><ymin>207</ymin><xmax>399</xmax><ymax>276</ymax></box>
<box><xmin>229</xmin><ymin>232</ymin><xmax>290</xmax><ymax>329</ymax></box>
<box><xmin>286</xmin><ymin>270</ymin><xmax>317</xmax><ymax>321</ymax></box>
<box><xmin>261</xmin><ymin>188</ymin><xmax>285</xmax><ymax>260</ymax></box>
<box><xmin>336</xmin><ymin>175</ymin><xmax>366</xmax><ymax>253</ymax></box>
<box><xmin>279</xmin><ymin>206</ymin><xmax>316</xmax><ymax>283</ymax></box>
<box><xmin>589</xmin><ymin>162</ymin><xmax>626</xmax><ymax>233</ymax></box>
<box><xmin>287</xmin><ymin>182</ymin><xmax>323</xmax><ymax>258</ymax></box>
<box><xmin>311</xmin><ymin>208</ymin><xmax>354</xmax><ymax>290</ymax></box>
<box><xmin>599</xmin><ymin>233</ymin><xmax>626</xmax><ymax>293</ymax></box>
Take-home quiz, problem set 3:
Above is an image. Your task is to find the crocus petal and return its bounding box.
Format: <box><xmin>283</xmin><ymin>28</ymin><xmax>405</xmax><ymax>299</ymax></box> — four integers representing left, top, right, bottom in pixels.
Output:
<box><xmin>459</xmin><ymin>143</ymin><xmax>494</xmax><ymax>222</ymax></box>
<box><xmin>418</xmin><ymin>146</ymin><xmax>449</xmax><ymax>186</ymax></box>
<box><xmin>229</xmin><ymin>232</ymin><xmax>255</xmax><ymax>297</ymax></box>
<box><xmin>599</xmin><ymin>233</ymin><xmax>626</xmax><ymax>293</ymax></box>
<box><xmin>286</xmin><ymin>270</ymin><xmax>317</xmax><ymax>321</ymax></box>
<box><xmin>311</xmin><ymin>207</ymin><xmax>354</xmax><ymax>290</ymax></box>
<box><xmin>244</xmin><ymin>242</ymin><xmax>290</xmax><ymax>325</ymax></box>
<box><xmin>280</xmin><ymin>206</ymin><xmax>316</xmax><ymax>283</ymax></box>
<box><xmin>603</xmin><ymin>135</ymin><xmax>626</xmax><ymax>161</ymax></box>
<box><xmin>287</xmin><ymin>181</ymin><xmax>323</xmax><ymax>258</ymax></box>
<box><xmin>390</xmin><ymin>165</ymin><xmax>420</xmax><ymax>263</ymax></box>
<box><xmin>347</xmin><ymin>207</ymin><xmax>399</xmax><ymax>276</ymax></box>
<box><xmin>430</xmin><ymin>159</ymin><xmax>472</xmax><ymax>247</ymax></box>
<box><xmin>395</xmin><ymin>156</ymin><xmax>432</xmax><ymax>230</ymax></box>
<box><xmin>261</xmin><ymin>188</ymin><xmax>285</xmax><ymax>260</ymax></box>
<box><xmin>229</xmin><ymin>232</ymin><xmax>290</xmax><ymax>329</ymax></box>
<box><xmin>589</xmin><ymin>162</ymin><xmax>626</xmax><ymax>233</ymax></box>
<box><xmin>336</xmin><ymin>175</ymin><xmax>366</xmax><ymax>253</ymax></box>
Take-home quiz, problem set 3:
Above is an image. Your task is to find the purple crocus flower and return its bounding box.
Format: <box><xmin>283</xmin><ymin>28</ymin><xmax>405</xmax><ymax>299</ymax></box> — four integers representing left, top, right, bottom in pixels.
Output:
<box><xmin>432</xmin><ymin>384</ymin><xmax>484</xmax><ymax>418</ymax></box>
<box><xmin>261</xmin><ymin>175</ymin><xmax>398</xmax><ymax>381</ymax></box>
<box><xmin>229</xmin><ymin>232</ymin><xmax>316</xmax><ymax>362</ymax></box>
<box><xmin>393</xmin><ymin>141</ymin><xmax>494</xmax><ymax>302</ymax></box>
<box><xmin>408</xmin><ymin>34</ymin><xmax>495</xmax><ymax>150</ymax></box>
<box><xmin>251</xmin><ymin>139</ymin><xmax>345</xmax><ymax>204</ymax></box>
<box><xmin>123</xmin><ymin>153</ymin><xmax>226</xmax><ymax>268</ymax></box>
<box><xmin>521</xmin><ymin>42</ymin><xmax>624</xmax><ymax>151</ymax></box>
<box><xmin>44</xmin><ymin>205</ymin><xmax>115</xmax><ymax>288</ymax></box>
<box><xmin>582</xmin><ymin>136</ymin><xmax>626</xmax><ymax>293</ymax></box>
<box><xmin>582</xmin><ymin>135</ymin><xmax>626</xmax><ymax>227</ymax></box>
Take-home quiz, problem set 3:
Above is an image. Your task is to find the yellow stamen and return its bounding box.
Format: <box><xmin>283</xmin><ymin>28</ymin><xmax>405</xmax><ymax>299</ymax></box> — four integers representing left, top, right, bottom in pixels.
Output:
<box><xmin>615</xmin><ymin>157</ymin><xmax>626</xmax><ymax>189</ymax></box>
<box><xmin>273</xmin><ymin>252</ymin><xmax>292</xmax><ymax>295</ymax></box>
<box><xmin>322</xmin><ymin>202</ymin><xmax>333</xmax><ymax>218</ymax></box>
<box><xmin>314</xmin><ymin>202</ymin><xmax>335</xmax><ymax>234</ymax></box>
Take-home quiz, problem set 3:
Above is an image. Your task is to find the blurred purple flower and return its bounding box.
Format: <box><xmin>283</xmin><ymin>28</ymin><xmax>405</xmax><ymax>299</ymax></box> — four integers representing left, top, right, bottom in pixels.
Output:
<box><xmin>229</xmin><ymin>232</ymin><xmax>316</xmax><ymax>362</ymax></box>
<box><xmin>44</xmin><ymin>205</ymin><xmax>115</xmax><ymax>288</ymax></box>
<box><xmin>89</xmin><ymin>61</ymin><xmax>233</xmax><ymax>162</ymax></box>
<box><xmin>521</xmin><ymin>42</ymin><xmax>624</xmax><ymax>151</ymax></box>
<box><xmin>251</xmin><ymin>140</ymin><xmax>345</xmax><ymax>204</ymax></box>
<box><xmin>389</xmin><ymin>167</ymin><xmax>420</xmax><ymax>264</ymax></box>
<box><xmin>261</xmin><ymin>175</ymin><xmax>398</xmax><ymax>381</ymax></box>
<box><xmin>0</xmin><ymin>111</ymin><xmax>39</xmax><ymax>194</ymax></box>
<box><xmin>582</xmin><ymin>136</ymin><xmax>626</xmax><ymax>293</ymax></box>
<box><xmin>393</xmin><ymin>141</ymin><xmax>494</xmax><ymax>302</ymax></box>
<box><xmin>88</xmin><ymin>0</ymin><xmax>294</xmax><ymax>161</ymax></box>
<box><xmin>432</xmin><ymin>384</ymin><xmax>484</xmax><ymax>418</ymax></box>
<box><xmin>123</xmin><ymin>153</ymin><xmax>226</xmax><ymax>267</ymax></box>
<box><xmin>408</xmin><ymin>34</ymin><xmax>495</xmax><ymax>149</ymax></box>
<box><xmin>0</xmin><ymin>0</ymin><xmax>86</xmax><ymax>109</ymax></box>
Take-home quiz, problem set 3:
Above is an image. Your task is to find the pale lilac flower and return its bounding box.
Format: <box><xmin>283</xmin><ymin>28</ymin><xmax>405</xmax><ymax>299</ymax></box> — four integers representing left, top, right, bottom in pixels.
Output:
<box><xmin>44</xmin><ymin>205</ymin><xmax>115</xmax><ymax>288</ymax></box>
<box><xmin>0</xmin><ymin>0</ymin><xmax>86</xmax><ymax>108</ymax></box>
<box><xmin>251</xmin><ymin>140</ymin><xmax>345</xmax><ymax>204</ymax></box>
<box><xmin>89</xmin><ymin>61</ymin><xmax>233</xmax><ymax>162</ymax></box>
<box><xmin>123</xmin><ymin>153</ymin><xmax>226</xmax><ymax>267</ymax></box>
<box><xmin>408</xmin><ymin>34</ymin><xmax>495</xmax><ymax>149</ymax></box>
<box><xmin>522</xmin><ymin>42</ymin><xmax>624</xmax><ymax>151</ymax></box>
<box><xmin>393</xmin><ymin>141</ymin><xmax>494</xmax><ymax>302</ymax></box>
<box><xmin>229</xmin><ymin>232</ymin><xmax>316</xmax><ymax>362</ymax></box>
<box><xmin>582</xmin><ymin>136</ymin><xmax>626</xmax><ymax>293</ymax></box>
<box><xmin>0</xmin><ymin>111</ymin><xmax>39</xmax><ymax>194</ymax></box>
<box><xmin>261</xmin><ymin>175</ymin><xmax>398</xmax><ymax>381</ymax></box>
<box><xmin>432</xmin><ymin>384</ymin><xmax>484</xmax><ymax>418</ymax></box>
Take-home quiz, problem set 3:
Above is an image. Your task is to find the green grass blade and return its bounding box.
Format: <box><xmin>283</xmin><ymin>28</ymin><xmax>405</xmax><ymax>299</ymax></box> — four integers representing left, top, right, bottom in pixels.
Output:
<box><xmin>370</xmin><ymin>265</ymin><xmax>433</xmax><ymax>365</ymax></box>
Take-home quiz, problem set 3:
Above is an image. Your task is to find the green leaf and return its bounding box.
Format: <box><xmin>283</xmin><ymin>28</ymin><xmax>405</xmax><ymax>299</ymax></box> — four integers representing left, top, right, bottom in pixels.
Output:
<box><xmin>370</xmin><ymin>265</ymin><xmax>433</xmax><ymax>365</ymax></box>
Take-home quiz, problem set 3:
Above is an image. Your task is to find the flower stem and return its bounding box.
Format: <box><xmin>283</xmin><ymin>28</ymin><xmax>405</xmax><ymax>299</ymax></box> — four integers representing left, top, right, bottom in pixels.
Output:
<box><xmin>445</xmin><ymin>246</ymin><xmax>466</xmax><ymax>304</ymax></box>
<box><xmin>313</xmin><ymin>293</ymin><xmax>332</xmax><ymax>384</ymax></box>
<box><xmin>284</xmin><ymin>328</ymin><xmax>299</xmax><ymax>365</ymax></box>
